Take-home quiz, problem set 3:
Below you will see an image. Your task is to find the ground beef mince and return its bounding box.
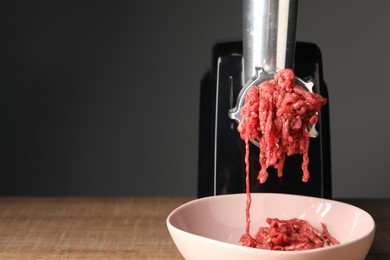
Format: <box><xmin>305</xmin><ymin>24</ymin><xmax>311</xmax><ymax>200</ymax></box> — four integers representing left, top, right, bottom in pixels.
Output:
<box><xmin>237</xmin><ymin>69</ymin><xmax>331</xmax><ymax>250</ymax></box>
<box><xmin>240</xmin><ymin>218</ymin><xmax>340</xmax><ymax>251</ymax></box>
<box><xmin>237</xmin><ymin>68</ymin><xmax>327</xmax><ymax>183</ymax></box>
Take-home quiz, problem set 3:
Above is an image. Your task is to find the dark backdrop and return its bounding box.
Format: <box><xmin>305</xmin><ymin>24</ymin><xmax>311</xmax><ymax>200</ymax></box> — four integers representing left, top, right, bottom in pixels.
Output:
<box><xmin>1</xmin><ymin>0</ymin><xmax>390</xmax><ymax>198</ymax></box>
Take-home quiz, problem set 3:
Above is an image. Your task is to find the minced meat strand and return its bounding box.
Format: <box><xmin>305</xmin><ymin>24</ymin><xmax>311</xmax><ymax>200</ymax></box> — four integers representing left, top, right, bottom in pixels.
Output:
<box><xmin>237</xmin><ymin>68</ymin><xmax>327</xmax><ymax>183</ymax></box>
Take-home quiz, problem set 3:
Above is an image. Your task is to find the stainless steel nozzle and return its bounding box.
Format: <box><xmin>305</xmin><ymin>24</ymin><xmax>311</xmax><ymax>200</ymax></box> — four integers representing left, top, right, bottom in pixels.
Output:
<box><xmin>243</xmin><ymin>0</ymin><xmax>298</xmax><ymax>83</ymax></box>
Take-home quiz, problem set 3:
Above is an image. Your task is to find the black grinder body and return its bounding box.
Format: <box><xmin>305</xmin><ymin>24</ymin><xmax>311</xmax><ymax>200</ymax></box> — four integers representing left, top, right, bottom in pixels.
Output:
<box><xmin>198</xmin><ymin>41</ymin><xmax>332</xmax><ymax>199</ymax></box>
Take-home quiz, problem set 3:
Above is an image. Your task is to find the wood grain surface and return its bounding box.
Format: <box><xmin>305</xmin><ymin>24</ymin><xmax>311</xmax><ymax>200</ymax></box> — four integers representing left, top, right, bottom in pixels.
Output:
<box><xmin>0</xmin><ymin>197</ymin><xmax>388</xmax><ymax>259</ymax></box>
<box><xmin>0</xmin><ymin>197</ymin><xmax>191</xmax><ymax>259</ymax></box>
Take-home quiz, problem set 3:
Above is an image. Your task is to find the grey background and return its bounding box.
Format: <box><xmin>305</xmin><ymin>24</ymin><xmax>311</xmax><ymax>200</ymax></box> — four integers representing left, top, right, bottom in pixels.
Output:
<box><xmin>1</xmin><ymin>0</ymin><xmax>389</xmax><ymax>198</ymax></box>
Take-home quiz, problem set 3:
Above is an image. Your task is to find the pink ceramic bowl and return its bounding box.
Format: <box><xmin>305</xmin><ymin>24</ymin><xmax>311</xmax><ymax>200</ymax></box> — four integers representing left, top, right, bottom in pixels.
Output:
<box><xmin>167</xmin><ymin>193</ymin><xmax>375</xmax><ymax>260</ymax></box>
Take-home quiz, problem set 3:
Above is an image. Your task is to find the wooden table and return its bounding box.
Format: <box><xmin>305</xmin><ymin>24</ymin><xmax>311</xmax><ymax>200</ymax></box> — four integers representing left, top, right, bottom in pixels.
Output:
<box><xmin>0</xmin><ymin>197</ymin><xmax>388</xmax><ymax>259</ymax></box>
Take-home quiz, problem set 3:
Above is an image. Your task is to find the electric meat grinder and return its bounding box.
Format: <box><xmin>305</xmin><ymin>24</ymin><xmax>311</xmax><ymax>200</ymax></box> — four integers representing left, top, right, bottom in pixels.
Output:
<box><xmin>198</xmin><ymin>0</ymin><xmax>331</xmax><ymax>198</ymax></box>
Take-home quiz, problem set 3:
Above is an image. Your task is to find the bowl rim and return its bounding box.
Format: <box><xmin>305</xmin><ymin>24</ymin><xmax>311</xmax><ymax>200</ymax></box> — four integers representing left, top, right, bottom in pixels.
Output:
<box><xmin>166</xmin><ymin>193</ymin><xmax>376</xmax><ymax>255</ymax></box>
